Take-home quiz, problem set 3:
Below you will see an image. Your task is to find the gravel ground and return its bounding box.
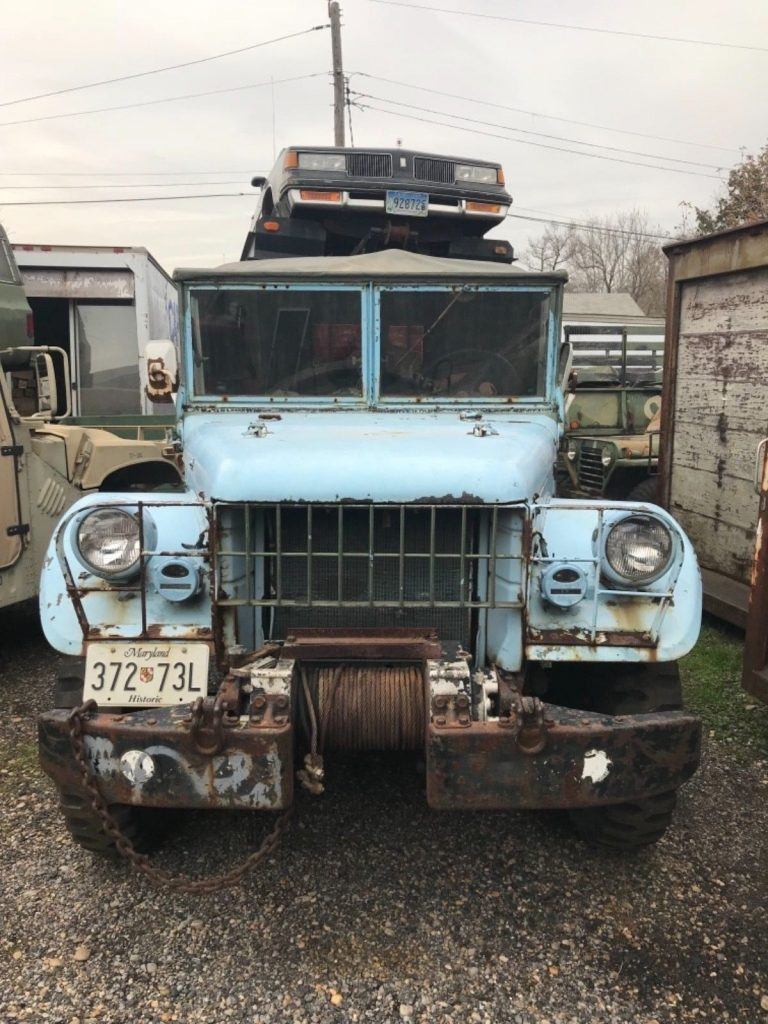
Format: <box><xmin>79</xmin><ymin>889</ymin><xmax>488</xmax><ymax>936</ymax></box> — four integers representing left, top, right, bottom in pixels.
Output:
<box><xmin>1</xmin><ymin>605</ymin><xmax>767</xmax><ymax>1024</ymax></box>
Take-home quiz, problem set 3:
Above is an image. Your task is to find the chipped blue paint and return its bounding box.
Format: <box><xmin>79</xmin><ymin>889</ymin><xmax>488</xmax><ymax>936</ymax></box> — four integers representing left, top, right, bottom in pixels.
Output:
<box><xmin>38</xmin><ymin>255</ymin><xmax>701</xmax><ymax>668</ymax></box>
<box><xmin>526</xmin><ymin>499</ymin><xmax>702</xmax><ymax>662</ymax></box>
<box><xmin>182</xmin><ymin>411</ymin><xmax>559</xmax><ymax>504</ymax></box>
<box><xmin>40</xmin><ymin>492</ymin><xmax>209</xmax><ymax>655</ymax></box>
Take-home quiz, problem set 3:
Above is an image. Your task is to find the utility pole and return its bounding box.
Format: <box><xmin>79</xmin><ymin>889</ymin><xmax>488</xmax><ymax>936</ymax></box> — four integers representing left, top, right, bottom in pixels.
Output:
<box><xmin>328</xmin><ymin>1</ymin><xmax>345</xmax><ymax>147</ymax></box>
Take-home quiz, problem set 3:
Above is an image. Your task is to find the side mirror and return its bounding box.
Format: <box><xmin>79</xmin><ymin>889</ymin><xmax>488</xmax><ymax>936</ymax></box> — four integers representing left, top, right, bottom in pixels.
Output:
<box><xmin>15</xmin><ymin>346</ymin><xmax>71</xmax><ymax>420</ymax></box>
<box><xmin>145</xmin><ymin>340</ymin><xmax>178</xmax><ymax>404</ymax></box>
<box><xmin>557</xmin><ymin>342</ymin><xmax>574</xmax><ymax>393</ymax></box>
<box><xmin>33</xmin><ymin>352</ymin><xmax>58</xmax><ymax>417</ymax></box>
<box><xmin>251</xmin><ymin>175</ymin><xmax>267</xmax><ymax>189</ymax></box>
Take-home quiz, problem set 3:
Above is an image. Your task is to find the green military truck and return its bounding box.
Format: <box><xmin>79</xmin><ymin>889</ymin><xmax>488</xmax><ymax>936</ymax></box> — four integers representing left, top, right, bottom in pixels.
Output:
<box><xmin>559</xmin><ymin>323</ymin><xmax>664</xmax><ymax>502</ymax></box>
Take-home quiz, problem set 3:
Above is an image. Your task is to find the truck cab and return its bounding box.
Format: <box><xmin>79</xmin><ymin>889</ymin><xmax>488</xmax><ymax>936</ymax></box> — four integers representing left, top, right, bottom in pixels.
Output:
<box><xmin>37</xmin><ymin>248</ymin><xmax>702</xmax><ymax>856</ymax></box>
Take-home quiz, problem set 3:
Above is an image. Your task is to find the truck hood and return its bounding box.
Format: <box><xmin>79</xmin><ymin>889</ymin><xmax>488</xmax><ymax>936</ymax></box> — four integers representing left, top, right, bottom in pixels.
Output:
<box><xmin>181</xmin><ymin>410</ymin><xmax>559</xmax><ymax>503</ymax></box>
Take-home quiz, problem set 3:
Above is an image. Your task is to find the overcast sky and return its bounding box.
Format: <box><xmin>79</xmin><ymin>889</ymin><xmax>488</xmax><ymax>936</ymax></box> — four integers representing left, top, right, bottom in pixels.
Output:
<box><xmin>1</xmin><ymin>0</ymin><xmax>766</xmax><ymax>271</ymax></box>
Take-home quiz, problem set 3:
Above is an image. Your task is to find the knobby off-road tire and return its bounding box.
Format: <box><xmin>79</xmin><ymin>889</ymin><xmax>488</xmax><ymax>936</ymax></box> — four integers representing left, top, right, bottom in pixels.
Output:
<box><xmin>568</xmin><ymin>663</ymin><xmax>682</xmax><ymax>851</ymax></box>
<box><xmin>52</xmin><ymin>661</ymin><xmax>164</xmax><ymax>858</ymax></box>
<box><xmin>58</xmin><ymin>787</ymin><xmax>162</xmax><ymax>859</ymax></box>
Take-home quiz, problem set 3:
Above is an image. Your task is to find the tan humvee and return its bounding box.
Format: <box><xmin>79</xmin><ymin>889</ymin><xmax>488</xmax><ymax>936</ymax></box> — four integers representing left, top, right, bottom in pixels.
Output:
<box><xmin>0</xmin><ymin>346</ymin><xmax>179</xmax><ymax>609</ymax></box>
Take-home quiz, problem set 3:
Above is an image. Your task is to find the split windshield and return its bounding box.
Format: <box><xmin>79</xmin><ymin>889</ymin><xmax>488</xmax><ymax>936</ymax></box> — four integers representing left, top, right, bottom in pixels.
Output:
<box><xmin>191</xmin><ymin>285</ymin><xmax>550</xmax><ymax>399</ymax></box>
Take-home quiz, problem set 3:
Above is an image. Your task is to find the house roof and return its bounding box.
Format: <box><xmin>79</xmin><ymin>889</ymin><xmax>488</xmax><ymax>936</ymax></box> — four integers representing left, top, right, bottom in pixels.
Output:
<box><xmin>562</xmin><ymin>292</ymin><xmax>646</xmax><ymax>317</ymax></box>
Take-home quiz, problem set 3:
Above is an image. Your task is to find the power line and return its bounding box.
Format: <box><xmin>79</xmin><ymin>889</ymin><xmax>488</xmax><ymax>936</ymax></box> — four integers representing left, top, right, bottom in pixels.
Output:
<box><xmin>0</xmin><ymin>72</ymin><xmax>328</xmax><ymax>128</ymax></box>
<box><xmin>0</xmin><ymin>180</ymin><xmax>249</xmax><ymax>190</ymax></box>
<box><xmin>369</xmin><ymin>1</ymin><xmax>768</xmax><ymax>53</ymax></box>
<box><xmin>0</xmin><ymin>25</ymin><xmax>330</xmax><ymax>109</ymax></box>
<box><xmin>505</xmin><ymin>211</ymin><xmax>674</xmax><ymax>240</ymax></box>
<box><xmin>0</xmin><ymin>187</ymin><xmax>674</xmax><ymax>241</ymax></box>
<box><xmin>0</xmin><ymin>169</ymin><xmax>257</xmax><ymax>176</ymax></box>
<box><xmin>350</xmin><ymin>90</ymin><xmax>726</xmax><ymax>170</ymax></box>
<box><xmin>356</xmin><ymin>100</ymin><xmax>726</xmax><ymax>179</ymax></box>
<box><xmin>354</xmin><ymin>72</ymin><xmax>738</xmax><ymax>154</ymax></box>
<box><xmin>0</xmin><ymin>193</ymin><xmax>250</xmax><ymax>207</ymax></box>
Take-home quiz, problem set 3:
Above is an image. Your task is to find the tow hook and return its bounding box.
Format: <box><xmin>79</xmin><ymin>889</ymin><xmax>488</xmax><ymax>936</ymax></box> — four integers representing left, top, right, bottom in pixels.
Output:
<box><xmin>189</xmin><ymin>679</ymin><xmax>240</xmax><ymax>755</ymax></box>
<box><xmin>501</xmin><ymin>693</ymin><xmax>548</xmax><ymax>755</ymax></box>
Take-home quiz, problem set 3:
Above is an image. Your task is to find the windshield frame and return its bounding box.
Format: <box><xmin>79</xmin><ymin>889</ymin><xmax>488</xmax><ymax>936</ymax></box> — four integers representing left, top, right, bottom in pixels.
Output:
<box><xmin>182</xmin><ymin>279</ymin><xmax>560</xmax><ymax>409</ymax></box>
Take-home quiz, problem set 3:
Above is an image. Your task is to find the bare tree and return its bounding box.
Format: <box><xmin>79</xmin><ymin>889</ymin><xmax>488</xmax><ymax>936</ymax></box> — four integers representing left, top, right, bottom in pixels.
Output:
<box><xmin>521</xmin><ymin>223</ymin><xmax>575</xmax><ymax>272</ymax></box>
<box><xmin>521</xmin><ymin>210</ymin><xmax>667</xmax><ymax>315</ymax></box>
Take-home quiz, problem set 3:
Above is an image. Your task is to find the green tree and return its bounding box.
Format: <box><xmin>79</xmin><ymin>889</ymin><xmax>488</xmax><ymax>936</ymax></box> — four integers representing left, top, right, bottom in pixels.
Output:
<box><xmin>689</xmin><ymin>143</ymin><xmax>768</xmax><ymax>234</ymax></box>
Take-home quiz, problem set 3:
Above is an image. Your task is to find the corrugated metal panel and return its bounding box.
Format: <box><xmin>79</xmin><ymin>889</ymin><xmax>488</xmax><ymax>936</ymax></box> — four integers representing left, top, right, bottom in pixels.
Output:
<box><xmin>20</xmin><ymin>268</ymin><xmax>134</xmax><ymax>300</ymax></box>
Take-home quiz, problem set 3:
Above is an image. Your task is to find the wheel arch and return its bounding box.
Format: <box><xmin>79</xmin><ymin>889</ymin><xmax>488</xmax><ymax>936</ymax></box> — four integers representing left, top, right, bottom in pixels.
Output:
<box><xmin>97</xmin><ymin>459</ymin><xmax>181</xmax><ymax>492</ymax></box>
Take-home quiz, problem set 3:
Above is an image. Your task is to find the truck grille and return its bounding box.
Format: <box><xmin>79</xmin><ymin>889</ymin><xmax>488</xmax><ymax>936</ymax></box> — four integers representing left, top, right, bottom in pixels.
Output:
<box><xmin>214</xmin><ymin>502</ymin><xmax>523</xmax><ymax>648</ymax></box>
<box><xmin>345</xmin><ymin>152</ymin><xmax>393</xmax><ymax>178</ymax></box>
<box><xmin>578</xmin><ymin>448</ymin><xmax>605</xmax><ymax>493</ymax></box>
<box><xmin>414</xmin><ymin>157</ymin><xmax>455</xmax><ymax>184</ymax></box>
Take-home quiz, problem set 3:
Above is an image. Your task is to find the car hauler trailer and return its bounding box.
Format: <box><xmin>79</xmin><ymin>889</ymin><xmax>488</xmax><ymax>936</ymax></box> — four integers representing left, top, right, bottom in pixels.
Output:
<box><xmin>12</xmin><ymin>243</ymin><xmax>179</xmax><ymax>417</ymax></box>
<box><xmin>36</xmin><ymin>246</ymin><xmax>703</xmax><ymax>875</ymax></box>
<box><xmin>660</xmin><ymin>220</ymin><xmax>768</xmax><ymax>629</ymax></box>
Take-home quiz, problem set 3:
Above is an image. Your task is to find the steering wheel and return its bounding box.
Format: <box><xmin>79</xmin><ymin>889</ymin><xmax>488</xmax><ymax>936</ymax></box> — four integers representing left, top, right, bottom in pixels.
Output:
<box><xmin>425</xmin><ymin>348</ymin><xmax>523</xmax><ymax>395</ymax></box>
<box><xmin>270</xmin><ymin>358</ymin><xmax>361</xmax><ymax>396</ymax></box>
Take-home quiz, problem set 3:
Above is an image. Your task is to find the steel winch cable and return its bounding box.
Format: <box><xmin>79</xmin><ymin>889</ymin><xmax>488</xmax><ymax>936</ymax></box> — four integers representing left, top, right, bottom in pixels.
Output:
<box><xmin>300</xmin><ymin>664</ymin><xmax>426</xmax><ymax>752</ymax></box>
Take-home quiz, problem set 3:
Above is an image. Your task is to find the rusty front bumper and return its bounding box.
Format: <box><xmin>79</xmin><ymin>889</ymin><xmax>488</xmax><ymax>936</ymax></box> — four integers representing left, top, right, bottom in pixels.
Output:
<box><xmin>38</xmin><ymin>699</ymin><xmax>700</xmax><ymax>814</ymax></box>
<box><xmin>38</xmin><ymin>705</ymin><xmax>293</xmax><ymax>811</ymax></box>
<box><xmin>427</xmin><ymin>704</ymin><xmax>701</xmax><ymax>810</ymax></box>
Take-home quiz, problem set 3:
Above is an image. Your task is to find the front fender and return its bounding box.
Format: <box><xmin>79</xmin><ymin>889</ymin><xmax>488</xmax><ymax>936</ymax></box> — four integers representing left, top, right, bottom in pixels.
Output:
<box><xmin>39</xmin><ymin>492</ymin><xmax>211</xmax><ymax>656</ymax></box>
<box><xmin>524</xmin><ymin>498</ymin><xmax>701</xmax><ymax>662</ymax></box>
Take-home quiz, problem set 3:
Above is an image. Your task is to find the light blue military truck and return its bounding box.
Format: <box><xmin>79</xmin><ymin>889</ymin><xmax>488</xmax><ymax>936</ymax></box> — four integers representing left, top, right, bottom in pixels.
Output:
<box><xmin>36</xmin><ymin>247</ymin><xmax>702</xmax><ymax>877</ymax></box>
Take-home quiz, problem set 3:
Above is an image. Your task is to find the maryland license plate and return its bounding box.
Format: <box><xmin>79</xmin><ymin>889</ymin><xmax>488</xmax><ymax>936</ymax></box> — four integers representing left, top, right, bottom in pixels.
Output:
<box><xmin>83</xmin><ymin>642</ymin><xmax>210</xmax><ymax>707</ymax></box>
<box><xmin>385</xmin><ymin>189</ymin><xmax>429</xmax><ymax>216</ymax></box>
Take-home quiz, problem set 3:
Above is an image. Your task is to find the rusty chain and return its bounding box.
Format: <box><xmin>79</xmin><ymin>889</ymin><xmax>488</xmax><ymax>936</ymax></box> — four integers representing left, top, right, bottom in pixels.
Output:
<box><xmin>67</xmin><ymin>700</ymin><xmax>292</xmax><ymax>894</ymax></box>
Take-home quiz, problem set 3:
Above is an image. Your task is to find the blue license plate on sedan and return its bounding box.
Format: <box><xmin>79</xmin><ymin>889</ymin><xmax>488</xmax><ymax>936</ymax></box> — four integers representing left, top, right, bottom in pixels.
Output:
<box><xmin>385</xmin><ymin>190</ymin><xmax>429</xmax><ymax>216</ymax></box>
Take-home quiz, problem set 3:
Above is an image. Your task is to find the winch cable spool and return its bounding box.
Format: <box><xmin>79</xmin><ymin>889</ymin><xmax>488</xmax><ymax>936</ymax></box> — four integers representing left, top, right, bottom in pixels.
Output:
<box><xmin>300</xmin><ymin>664</ymin><xmax>426</xmax><ymax>752</ymax></box>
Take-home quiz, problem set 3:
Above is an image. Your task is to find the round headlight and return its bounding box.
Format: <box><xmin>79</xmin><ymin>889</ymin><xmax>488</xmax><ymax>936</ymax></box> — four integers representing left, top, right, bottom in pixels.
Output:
<box><xmin>604</xmin><ymin>515</ymin><xmax>673</xmax><ymax>585</ymax></box>
<box><xmin>76</xmin><ymin>508</ymin><xmax>141</xmax><ymax>576</ymax></box>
